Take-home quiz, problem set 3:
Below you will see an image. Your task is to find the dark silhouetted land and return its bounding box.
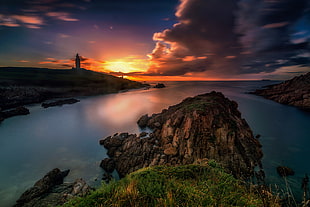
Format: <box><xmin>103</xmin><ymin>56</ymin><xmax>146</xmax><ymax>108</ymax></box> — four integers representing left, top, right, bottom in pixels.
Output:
<box><xmin>0</xmin><ymin>67</ymin><xmax>146</xmax><ymax>110</ymax></box>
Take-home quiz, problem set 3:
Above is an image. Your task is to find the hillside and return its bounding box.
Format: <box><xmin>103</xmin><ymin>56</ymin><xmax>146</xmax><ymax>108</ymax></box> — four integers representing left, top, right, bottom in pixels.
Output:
<box><xmin>0</xmin><ymin>67</ymin><xmax>145</xmax><ymax>110</ymax></box>
<box><xmin>63</xmin><ymin>163</ymin><xmax>279</xmax><ymax>207</ymax></box>
<box><xmin>252</xmin><ymin>72</ymin><xmax>310</xmax><ymax>111</ymax></box>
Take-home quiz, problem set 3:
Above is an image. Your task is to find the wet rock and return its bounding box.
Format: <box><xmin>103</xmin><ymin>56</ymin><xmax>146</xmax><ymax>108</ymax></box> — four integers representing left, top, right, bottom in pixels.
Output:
<box><xmin>100</xmin><ymin>92</ymin><xmax>263</xmax><ymax>178</ymax></box>
<box><xmin>14</xmin><ymin>169</ymin><xmax>91</xmax><ymax>207</ymax></box>
<box><xmin>277</xmin><ymin>166</ymin><xmax>295</xmax><ymax>177</ymax></box>
<box><xmin>137</xmin><ymin>114</ymin><xmax>149</xmax><ymax>128</ymax></box>
<box><xmin>100</xmin><ymin>158</ymin><xmax>116</xmax><ymax>173</ymax></box>
<box><xmin>102</xmin><ymin>173</ymin><xmax>113</xmax><ymax>183</ymax></box>
<box><xmin>154</xmin><ymin>83</ymin><xmax>166</xmax><ymax>88</ymax></box>
<box><xmin>41</xmin><ymin>98</ymin><xmax>80</xmax><ymax>108</ymax></box>
<box><xmin>140</xmin><ymin>132</ymin><xmax>148</xmax><ymax>137</ymax></box>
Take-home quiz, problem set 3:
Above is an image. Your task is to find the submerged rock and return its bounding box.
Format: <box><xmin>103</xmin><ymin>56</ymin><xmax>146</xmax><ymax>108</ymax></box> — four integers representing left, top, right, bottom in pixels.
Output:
<box><xmin>154</xmin><ymin>83</ymin><xmax>166</xmax><ymax>88</ymax></box>
<box><xmin>100</xmin><ymin>92</ymin><xmax>263</xmax><ymax>178</ymax></box>
<box><xmin>252</xmin><ymin>72</ymin><xmax>310</xmax><ymax>111</ymax></box>
<box><xmin>14</xmin><ymin>168</ymin><xmax>91</xmax><ymax>207</ymax></box>
<box><xmin>277</xmin><ymin>166</ymin><xmax>295</xmax><ymax>177</ymax></box>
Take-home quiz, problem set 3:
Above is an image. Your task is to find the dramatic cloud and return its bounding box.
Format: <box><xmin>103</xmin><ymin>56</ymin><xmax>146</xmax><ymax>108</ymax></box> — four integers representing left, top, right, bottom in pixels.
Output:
<box><xmin>147</xmin><ymin>0</ymin><xmax>310</xmax><ymax>77</ymax></box>
<box><xmin>148</xmin><ymin>0</ymin><xmax>240</xmax><ymax>76</ymax></box>
<box><xmin>236</xmin><ymin>0</ymin><xmax>310</xmax><ymax>73</ymax></box>
<box><xmin>0</xmin><ymin>0</ymin><xmax>83</xmax><ymax>29</ymax></box>
<box><xmin>46</xmin><ymin>12</ymin><xmax>79</xmax><ymax>21</ymax></box>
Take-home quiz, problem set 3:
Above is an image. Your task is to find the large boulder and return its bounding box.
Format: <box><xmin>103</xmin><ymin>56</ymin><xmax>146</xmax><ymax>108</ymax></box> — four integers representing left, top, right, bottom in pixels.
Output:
<box><xmin>100</xmin><ymin>92</ymin><xmax>263</xmax><ymax>178</ymax></box>
<box><xmin>14</xmin><ymin>168</ymin><xmax>91</xmax><ymax>207</ymax></box>
<box><xmin>100</xmin><ymin>158</ymin><xmax>116</xmax><ymax>173</ymax></box>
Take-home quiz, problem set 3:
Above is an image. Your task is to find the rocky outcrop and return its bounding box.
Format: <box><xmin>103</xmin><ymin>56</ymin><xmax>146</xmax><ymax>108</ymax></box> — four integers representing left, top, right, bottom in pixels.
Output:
<box><xmin>0</xmin><ymin>106</ymin><xmax>30</xmax><ymax>122</ymax></box>
<box><xmin>277</xmin><ymin>166</ymin><xmax>295</xmax><ymax>177</ymax></box>
<box><xmin>154</xmin><ymin>83</ymin><xmax>166</xmax><ymax>88</ymax></box>
<box><xmin>14</xmin><ymin>168</ymin><xmax>91</xmax><ymax>207</ymax></box>
<box><xmin>252</xmin><ymin>72</ymin><xmax>310</xmax><ymax>111</ymax></box>
<box><xmin>41</xmin><ymin>98</ymin><xmax>80</xmax><ymax>108</ymax></box>
<box><xmin>100</xmin><ymin>92</ymin><xmax>263</xmax><ymax>178</ymax></box>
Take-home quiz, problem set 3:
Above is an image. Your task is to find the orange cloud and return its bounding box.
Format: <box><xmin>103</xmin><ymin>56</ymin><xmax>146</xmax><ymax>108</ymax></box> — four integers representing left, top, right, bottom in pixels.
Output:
<box><xmin>17</xmin><ymin>60</ymin><xmax>30</xmax><ymax>63</ymax></box>
<box><xmin>12</xmin><ymin>15</ymin><xmax>44</xmax><ymax>25</ymax></box>
<box><xmin>262</xmin><ymin>22</ymin><xmax>289</xmax><ymax>29</ymax></box>
<box><xmin>46</xmin><ymin>12</ymin><xmax>79</xmax><ymax>22</ymax></box>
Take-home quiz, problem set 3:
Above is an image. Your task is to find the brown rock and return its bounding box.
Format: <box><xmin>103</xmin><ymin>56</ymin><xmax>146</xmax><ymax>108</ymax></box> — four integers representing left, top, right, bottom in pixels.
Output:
<box><xmin>100</xmin><ymin>158</ymin><xmax>116</xmax><ymax>173</ymax></box>
<box><xmin>137</xmin><ymin>114</ymin><xmax>149</xmax><ymax>128</ymax></box>
<box><xmin>100</xmin><ymin>92</ymin><xmax>263</xmax><ymax>178</ymax></box>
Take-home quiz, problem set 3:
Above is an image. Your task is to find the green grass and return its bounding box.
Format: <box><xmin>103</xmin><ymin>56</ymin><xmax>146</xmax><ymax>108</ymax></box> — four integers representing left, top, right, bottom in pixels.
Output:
<box><xmin>62</xmin><ymin>161</ymin><xmax>280</xmax><ymax>207</ymax></box>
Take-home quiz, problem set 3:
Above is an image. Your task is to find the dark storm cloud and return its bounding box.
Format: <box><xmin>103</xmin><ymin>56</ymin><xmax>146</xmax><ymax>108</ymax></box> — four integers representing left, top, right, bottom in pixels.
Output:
<box><xmin>148</xmin><ymin>0</ymin><xmax>241</xmax><ymax>76</ymax></box>
<box><xmin>147</xmin><ymin>0</ymin><xmax>310</xmax><ymax>77</ymax></box>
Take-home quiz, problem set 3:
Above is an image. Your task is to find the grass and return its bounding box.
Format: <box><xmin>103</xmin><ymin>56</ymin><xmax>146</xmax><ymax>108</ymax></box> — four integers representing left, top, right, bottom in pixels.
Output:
<box><xmin>62</xmin><ymin>161</ymin><xmax>280</xmax><ymax>207</ymax></box>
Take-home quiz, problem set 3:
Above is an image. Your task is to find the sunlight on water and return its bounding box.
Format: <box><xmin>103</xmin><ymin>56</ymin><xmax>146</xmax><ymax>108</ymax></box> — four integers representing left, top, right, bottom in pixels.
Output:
<box><xmin>0</xmin><ymin>81</ymin><xmax>309</xmax><ymax>206</ymax></box>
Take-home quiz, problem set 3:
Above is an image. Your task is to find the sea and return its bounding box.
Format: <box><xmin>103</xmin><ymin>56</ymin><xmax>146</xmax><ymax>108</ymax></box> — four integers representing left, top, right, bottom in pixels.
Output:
<box><xmin>0</xmin><ymin>81</ymin><xmax>309</xmax><ymax>206</ymax></box>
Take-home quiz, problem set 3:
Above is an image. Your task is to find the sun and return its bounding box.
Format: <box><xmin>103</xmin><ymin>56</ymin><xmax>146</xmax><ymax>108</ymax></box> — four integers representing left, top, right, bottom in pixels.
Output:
<box><xmin>105</xmin><ymin>61</ymin><xmax>137</xmax><ymax>73</ymax></box>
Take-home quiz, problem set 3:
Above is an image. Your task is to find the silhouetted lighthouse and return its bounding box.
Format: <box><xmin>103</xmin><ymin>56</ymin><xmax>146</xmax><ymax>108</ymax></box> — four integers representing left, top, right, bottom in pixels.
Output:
<box><xmin>75</xmin><ymin>53</ymin><xmax>81</xmax><ymax>69</ymax></box>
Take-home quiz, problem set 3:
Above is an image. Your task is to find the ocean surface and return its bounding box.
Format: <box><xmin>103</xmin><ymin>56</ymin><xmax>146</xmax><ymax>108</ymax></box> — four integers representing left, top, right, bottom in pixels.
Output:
<box><xmin>0</xmin><ymin>81</ymin><xmax>309</xmax><ymax>206</ymax></box>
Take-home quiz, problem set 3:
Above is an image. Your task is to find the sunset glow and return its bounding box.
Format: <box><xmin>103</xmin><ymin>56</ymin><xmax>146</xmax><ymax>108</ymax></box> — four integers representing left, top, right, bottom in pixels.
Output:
<box><xmin>0</xmin><ymin>0</ymin><xmax>309</xmax><ymax>81</ymax></box>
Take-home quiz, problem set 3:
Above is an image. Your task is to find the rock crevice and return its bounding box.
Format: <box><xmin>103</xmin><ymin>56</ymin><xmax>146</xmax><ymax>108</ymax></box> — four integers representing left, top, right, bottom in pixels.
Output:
<box><xmin>100</xmin><ymin>92</ymin><xmax>263</xmax><ymax>178</ymax></box>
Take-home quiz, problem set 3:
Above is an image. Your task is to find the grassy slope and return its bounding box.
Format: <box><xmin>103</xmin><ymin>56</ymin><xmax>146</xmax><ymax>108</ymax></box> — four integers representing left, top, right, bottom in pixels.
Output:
<box><xmin>63</xmin><ymin>161</ymin><xmax>279</xmax><ymax>207</ymax></box>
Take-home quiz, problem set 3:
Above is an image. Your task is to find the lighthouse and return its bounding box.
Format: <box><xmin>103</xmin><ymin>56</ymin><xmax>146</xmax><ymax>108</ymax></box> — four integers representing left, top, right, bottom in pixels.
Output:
<box><xmin>75</xmin><ymin>53</ymin><xmax>81</xmax><ymax>69</ymax></box>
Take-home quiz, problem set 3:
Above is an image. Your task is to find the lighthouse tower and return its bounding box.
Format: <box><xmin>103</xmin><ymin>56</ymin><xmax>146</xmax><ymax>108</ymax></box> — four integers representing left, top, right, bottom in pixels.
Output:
<box><xmin>75</xmin><ymin>53</ymin><xmax>81</xmax><ymax>69</ymax></box>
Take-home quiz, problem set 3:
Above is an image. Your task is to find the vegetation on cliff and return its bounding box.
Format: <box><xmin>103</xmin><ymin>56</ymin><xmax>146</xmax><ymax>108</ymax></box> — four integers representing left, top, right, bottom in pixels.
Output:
<box><xmin>252</xmin><ymin>72</ymin><xmax>310</xmax><ymax>111</ymax></box>
<box><xmin>62</xmin><ymin>162</ymin><xmax>279</xmax><ymax>207</ymax></box>
<box><xmin>100</xmin><ymin>92</ymin><xmax>263</xmax><ymax>179</ymax></box>
<box><xmin>0</xmin><ymin>67</ymin><xmax>145</xmax><ymax>110</ymax></box>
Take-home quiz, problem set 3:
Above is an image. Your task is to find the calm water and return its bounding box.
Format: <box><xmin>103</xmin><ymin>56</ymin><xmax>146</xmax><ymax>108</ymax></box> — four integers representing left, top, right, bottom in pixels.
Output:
<box><xmin>1</xmin><ymin>81</ymin><xmax>309</xmax><ymax>206</ymax></box>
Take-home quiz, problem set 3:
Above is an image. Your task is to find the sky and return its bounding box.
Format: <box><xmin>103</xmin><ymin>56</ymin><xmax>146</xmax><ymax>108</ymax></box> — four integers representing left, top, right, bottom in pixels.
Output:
<box><xmin>0</xmin><ymin>0</ymin><xmax>309</xmax><ymax>81</ymax></box>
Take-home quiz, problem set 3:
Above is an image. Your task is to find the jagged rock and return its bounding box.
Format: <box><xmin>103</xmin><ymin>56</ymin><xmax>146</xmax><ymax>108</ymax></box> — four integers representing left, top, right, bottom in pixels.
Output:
<box><xmin>252</xmin><ymin>72</ymin><xmax>310</xmax><ymax>111</ymax></box>
<box><xmin>14</xmin><ymin>169</ymin><xmax>91</xmax><ymax>207</ymax></box>
<box><xmin>137</xmin><ymin>114</ymin><xmax>149</xmax><ymax>128</ymax></box>
<box><xmin>154</xmin><ymin>83</ymin><xmax>166</xmax><ymax>88</ymax></box>
<box><xmin>100</xmin><ymin>158</ymin><xmax>116</xmax><ymax>173</ymax></box>
<box><xmin>140</xmin><ymin>132</ymin><xmax>148</xmax><ymax>137</ymax></box>
<box><xmin>100</xmin><ymin>92</ymin><xmax>263</xmax><ymax>178</ymax></box>
<box><xmin>41</xmin><ymin>98</ymin><xmax>80</xmax><ymax>108</ymax></box>
<box><xmin>277</xmin><ymin>166</ymin><xmax>295</xmax><ymax>177</ymax></box>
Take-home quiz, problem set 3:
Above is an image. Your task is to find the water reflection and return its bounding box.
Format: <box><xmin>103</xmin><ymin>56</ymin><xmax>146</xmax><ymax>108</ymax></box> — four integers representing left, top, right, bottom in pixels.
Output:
<box><xmin>0</xmin><ymin>81</ymin><xmax>309</xmax><ymax>206</ymax></box>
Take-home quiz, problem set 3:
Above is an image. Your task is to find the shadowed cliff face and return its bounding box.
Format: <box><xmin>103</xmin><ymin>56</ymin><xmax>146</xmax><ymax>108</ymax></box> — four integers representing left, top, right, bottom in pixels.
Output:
<box><xmin>100</xmin><ymin>92</ymin><xmax>263</xmax><ymax>178</ymax></box>
<box><xmin>252</xmin><ymin>72</ymin><xmax>310</xmax><ymax>111</ymax></box>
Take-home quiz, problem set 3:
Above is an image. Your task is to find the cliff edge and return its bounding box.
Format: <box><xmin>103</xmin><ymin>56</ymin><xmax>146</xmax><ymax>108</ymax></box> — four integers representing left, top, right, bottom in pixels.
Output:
<box><xmin>100</xmin><ymin>92</ymin><xmax>263</xmax><ymax>178</ymax></box>
<box><xmin>252</xmin><ymin>72</ymin><xmax>310</xmax><ymax>111</ymax></box>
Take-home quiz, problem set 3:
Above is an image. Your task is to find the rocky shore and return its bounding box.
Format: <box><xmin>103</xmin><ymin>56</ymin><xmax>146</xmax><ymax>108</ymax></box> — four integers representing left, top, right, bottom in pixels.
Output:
<box><xmin>252</xmin><ymin>72</ymin><xmax>310</xmax><ymax>111</ymax></box>
<box><xmin>100</xmin><ymin>92</ymin><xmax>263</xmax><ymax>179</ymax></box>
<box><xmin>0</xmin><ymin>106</ymin><xmax>30</xmax><ymax>123</ymax></box>
<box><xmin>14</xmin><ymin>168</ymin><xmax>91</xmax><ymax>207</ymax></box>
